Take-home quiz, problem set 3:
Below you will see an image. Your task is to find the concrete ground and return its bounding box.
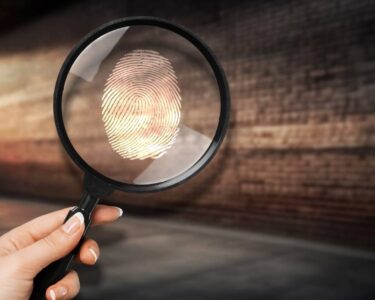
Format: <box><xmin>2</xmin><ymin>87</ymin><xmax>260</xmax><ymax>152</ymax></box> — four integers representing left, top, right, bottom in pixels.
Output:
<box><xmin>0</xmin><ymin>197</ymin><xmax>374</xmax><ymax>300</ymax></box>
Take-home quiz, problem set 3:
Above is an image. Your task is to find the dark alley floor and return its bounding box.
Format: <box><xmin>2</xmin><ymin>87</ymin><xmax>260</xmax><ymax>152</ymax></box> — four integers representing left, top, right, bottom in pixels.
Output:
<box><xmin>0</xmin><ymin>197</ymin><xmax>375</xmax><ymax>300</ymax></box>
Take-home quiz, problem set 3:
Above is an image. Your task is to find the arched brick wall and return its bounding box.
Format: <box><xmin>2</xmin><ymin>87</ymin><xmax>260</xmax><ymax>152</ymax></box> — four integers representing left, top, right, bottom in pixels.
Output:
<box><xmin>0</xmin><ymin>0</ymin><xmax>374</xmax><ymax>248</ymax></box>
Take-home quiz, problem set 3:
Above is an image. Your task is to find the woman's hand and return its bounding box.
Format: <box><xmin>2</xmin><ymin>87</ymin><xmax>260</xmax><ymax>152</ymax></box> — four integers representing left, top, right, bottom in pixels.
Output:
<box><xmin>0</xmin><ymin>205</ymin><xmax>123</xmax><ymax>300</ymax></box>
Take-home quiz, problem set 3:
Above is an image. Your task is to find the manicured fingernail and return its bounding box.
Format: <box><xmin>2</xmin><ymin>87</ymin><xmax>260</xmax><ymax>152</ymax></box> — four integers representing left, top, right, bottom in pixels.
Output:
<box><xmin>89</xmin><ymin>247</ymin><xmax>98</xmax><ymax>263</ymax></box>
<box><xmin>116</xmin><ymin>207</ymin><xmax>123</xmax><ymax>217</ymax></box>
<box><xmin>49</xmin><ymin>286</ymin><xmax>67</xmax><ymax>300</ymax></box>
<box><xmin>62</xmin><ymin>212</ymin><xmax>84</xmax><ymax>235</ymax></box>
<box><xmin>49</xmin><ymin>289</ymin><xmax>56</xmax><ymax>300</ymax></box>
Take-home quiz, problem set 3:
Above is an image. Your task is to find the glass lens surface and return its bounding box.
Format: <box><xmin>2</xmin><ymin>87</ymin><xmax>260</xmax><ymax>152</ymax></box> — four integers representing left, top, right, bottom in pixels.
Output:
<box><xmin>62</xmin><ymin>25</ymin><xmax>221</xmax><ymax>185</ymax></box>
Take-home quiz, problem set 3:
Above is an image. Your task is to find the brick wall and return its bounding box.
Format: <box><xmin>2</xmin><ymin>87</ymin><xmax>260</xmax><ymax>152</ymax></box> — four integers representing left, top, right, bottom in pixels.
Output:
<box><xmin>0</xmin><ymin>0</ymin><xmax>374</xmax><ymax>248</ymax></box>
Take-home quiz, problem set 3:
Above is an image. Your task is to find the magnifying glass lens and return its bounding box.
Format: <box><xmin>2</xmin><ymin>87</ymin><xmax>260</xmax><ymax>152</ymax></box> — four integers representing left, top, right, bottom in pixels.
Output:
<box><xmin>62</xmin><ymin>25</ymin><xmax>221</xmax><ymax>185</ymax></box>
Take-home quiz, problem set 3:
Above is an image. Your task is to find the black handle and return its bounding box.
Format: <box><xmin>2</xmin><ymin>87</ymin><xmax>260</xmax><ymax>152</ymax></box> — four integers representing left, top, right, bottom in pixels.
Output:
<box><xmin>29</xmin><ymin>192</ymin><xmax>99</xmax><ymax>300</ymax></box>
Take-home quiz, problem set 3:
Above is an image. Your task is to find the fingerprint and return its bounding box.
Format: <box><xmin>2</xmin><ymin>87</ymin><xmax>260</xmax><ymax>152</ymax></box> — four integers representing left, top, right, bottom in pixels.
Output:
<box><xmin>102</xmin><ymin>50</ymin><xmax>182</xmax><ymax>160</ymax></box>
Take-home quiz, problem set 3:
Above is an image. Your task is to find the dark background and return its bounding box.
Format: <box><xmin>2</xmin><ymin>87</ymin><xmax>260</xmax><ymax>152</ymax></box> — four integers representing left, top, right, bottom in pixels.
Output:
<box><xmin>0</xmin><ymin>0</ymin><xmax>374</xmax><ymax>250</ymax></box>
<box><xmin>1</xmin><ymin>1</ymin><xmax>375</xmax><ymax>299</ymax></box>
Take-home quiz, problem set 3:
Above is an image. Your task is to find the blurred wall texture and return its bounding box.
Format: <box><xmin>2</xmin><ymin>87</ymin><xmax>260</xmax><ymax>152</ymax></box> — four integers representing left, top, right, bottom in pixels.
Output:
<box><xmin>0</xmin><ymin>0</ymin><xmax>374</xmax><ymax>248</ymax></box>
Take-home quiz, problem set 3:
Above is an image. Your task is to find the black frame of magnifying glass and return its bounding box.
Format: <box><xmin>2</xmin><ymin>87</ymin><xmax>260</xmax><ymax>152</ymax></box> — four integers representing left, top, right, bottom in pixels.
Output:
<box><xmin>54</xmin><ymin>16</ymin><xmax>231</xmax><ymax>194</ymax></box>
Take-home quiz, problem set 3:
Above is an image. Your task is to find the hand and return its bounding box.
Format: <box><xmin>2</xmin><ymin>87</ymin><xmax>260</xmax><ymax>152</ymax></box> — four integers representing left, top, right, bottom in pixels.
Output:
<box><xmin>0</xmin><ymin>205</ymin><xmax>123</xmax><ymax>300</ymax></box>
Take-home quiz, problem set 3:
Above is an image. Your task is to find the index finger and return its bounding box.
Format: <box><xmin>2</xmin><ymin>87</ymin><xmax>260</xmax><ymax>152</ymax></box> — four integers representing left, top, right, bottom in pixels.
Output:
<box><xmin>0</xmin><ymin>205</ymin><xmax>122</xmax><ymax>255</ymax></box>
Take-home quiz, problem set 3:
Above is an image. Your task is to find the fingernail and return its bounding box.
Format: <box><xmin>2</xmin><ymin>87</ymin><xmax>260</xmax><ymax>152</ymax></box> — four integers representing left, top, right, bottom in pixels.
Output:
<box><xmin>49</xmin><ymin>286</ymin><xmax>67</xmax><ymax>300</ymax></box>
<box><xmin>89</xmin><ymin>247</ymin><xmax>98</xmax><ymax>263</ymax></box>
<box><xmin>62</xmin><ymin>212</ymin><xmax>84</xmax><ymax>235</ymax></box>
<box><xmin>115</xmin><ymin>207</ymin><xmax>123</xmax><ymax>217</ymax></box>
<box><xmin>49</xmin><ymin>289</ymin><xmax>56</xmax><ymax>300</ymax></box>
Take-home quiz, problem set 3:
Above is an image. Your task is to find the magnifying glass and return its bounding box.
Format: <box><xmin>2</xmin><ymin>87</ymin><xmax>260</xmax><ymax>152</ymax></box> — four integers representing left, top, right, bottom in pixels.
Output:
<box><xmin>30</xmin><ymin>16</ymin><xmax>230</xmax><ymax>299</ymax></box>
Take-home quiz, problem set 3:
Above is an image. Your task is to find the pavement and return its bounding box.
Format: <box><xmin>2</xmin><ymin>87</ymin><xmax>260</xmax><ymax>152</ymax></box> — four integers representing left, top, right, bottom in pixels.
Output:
<box><xmin>0</xmin><ymin>197</ymin><xmax>375</xmax><ymax>300</ymax></box>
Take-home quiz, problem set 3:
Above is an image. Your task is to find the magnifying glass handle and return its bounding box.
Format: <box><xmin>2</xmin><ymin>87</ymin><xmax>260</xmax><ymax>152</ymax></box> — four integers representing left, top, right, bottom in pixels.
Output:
<box><xmin>29</xmin><ymin>192</ymin><xmax>99</xmax><ymax>300</ymax></box>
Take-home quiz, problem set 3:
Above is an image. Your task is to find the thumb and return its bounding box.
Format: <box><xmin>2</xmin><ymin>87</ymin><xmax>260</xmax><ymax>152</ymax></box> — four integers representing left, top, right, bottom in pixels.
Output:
<box><xmin>14</xmin><ymin>212</ymin><xmax>85</xmax><ymax>276</ymax></box>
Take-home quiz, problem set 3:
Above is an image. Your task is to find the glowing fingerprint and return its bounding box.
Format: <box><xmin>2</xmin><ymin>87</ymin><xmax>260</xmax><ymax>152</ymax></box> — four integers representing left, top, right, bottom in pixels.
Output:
<box><xmin>102</xmin><ymin>50</ymin><xmax>182</xmax><ymax>160</ymax></box>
